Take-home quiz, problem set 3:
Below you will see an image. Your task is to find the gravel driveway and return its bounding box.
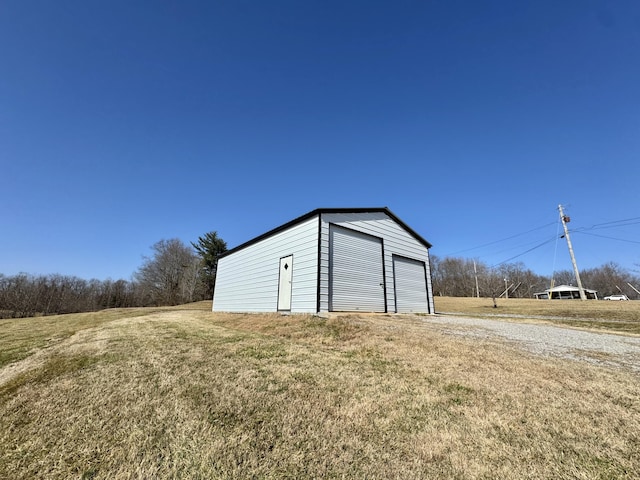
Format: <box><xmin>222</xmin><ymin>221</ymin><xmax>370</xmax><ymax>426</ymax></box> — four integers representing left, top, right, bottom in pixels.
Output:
<box><xmin>429</xmin><ymin>314</ymin><xmax>640</xmax><ymax>373</ymax></box>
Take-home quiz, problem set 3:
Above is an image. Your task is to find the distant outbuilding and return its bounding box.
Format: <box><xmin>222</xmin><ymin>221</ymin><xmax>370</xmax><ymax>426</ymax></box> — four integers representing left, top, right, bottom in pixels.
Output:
<box><xmin>213</xmin><ymin>208</ymin><xmax>435</xmax><ymax>314</ymax></box>
<box><xmin>533</xmin><ymin>284</ymin><xmax>598</xmax><ymax>300</ymax></box>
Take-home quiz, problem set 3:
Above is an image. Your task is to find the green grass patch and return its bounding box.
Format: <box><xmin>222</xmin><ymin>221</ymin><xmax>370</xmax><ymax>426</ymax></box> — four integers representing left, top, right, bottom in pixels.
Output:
<box><xmin>302</xmin><ymin>316</ymin><xmax>366</xmax><ymax>340</ymax></box>
<box><xmin>0</xmin><ymin>353</ymin><xmax>106</xmax><ymax>399</ymax></box>
<box><xmin>0</xmin><ymin>308</ymin><xmax>166</xmax><ymax>368</ymax></box>
<box><xmin>236</xmin><ymin>343</ymin><xmax>289</xmax><ymax>360</ymax></box>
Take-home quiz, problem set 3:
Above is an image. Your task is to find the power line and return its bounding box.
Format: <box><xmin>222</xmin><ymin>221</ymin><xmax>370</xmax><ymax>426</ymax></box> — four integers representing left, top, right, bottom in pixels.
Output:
<box><xmin>443</xmin><ymin>222</ymin><xmax>556</xmax><ymax>256</ymax></box>
<box><xmin>574</xmin><ymin>231</ymin><xmax>640</xmax><ymax>245</ymax></box>
<box><xmin>551</xmin><ymin>213</ymin><xmax>562</xmax><ymax>283</ymax></box>
<box><xmin>490</xmin><ymin>236</ymin><xmax>558</xmax><ymax>268</ymax></box>
<box><xmin>573</xmin><ymin>216</ymin><xmax>640</xmax><ymax>232</ymax></box>
<box><xmin>591</xmin><ymin>216</ymin><xmax>640</xmax><ymax>228</ymax></box>
<box><xmin>480</xmin><ymin>236</ymin><xmax>557</xmax><ymax>258</ymax></box>
<box><xmin>441</xmin><ymin>212</ymin><xmax>639</xmax><ymax>268</ymax></box>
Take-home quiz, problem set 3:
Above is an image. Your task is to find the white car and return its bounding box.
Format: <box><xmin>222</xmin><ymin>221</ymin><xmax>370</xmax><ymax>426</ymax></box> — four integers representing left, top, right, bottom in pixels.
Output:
<box><xmin>603</xmin><ymin>294</ymin><xmax>629</xmax><ymax>301</ymax></box>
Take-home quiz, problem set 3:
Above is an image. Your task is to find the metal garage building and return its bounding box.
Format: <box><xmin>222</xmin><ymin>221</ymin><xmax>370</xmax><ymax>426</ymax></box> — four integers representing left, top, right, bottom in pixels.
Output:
<box><xmin>212</xmin><ymin>208</ymin><xmax>434</xmax><ymax>314</ymax></box>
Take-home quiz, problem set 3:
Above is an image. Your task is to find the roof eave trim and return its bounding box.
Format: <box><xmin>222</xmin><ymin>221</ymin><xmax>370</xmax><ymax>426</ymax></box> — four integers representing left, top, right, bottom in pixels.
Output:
<box><xmin>218</xmin><ymin>207</ymin><xmax>432</xmax><ymax>258</ymax></box>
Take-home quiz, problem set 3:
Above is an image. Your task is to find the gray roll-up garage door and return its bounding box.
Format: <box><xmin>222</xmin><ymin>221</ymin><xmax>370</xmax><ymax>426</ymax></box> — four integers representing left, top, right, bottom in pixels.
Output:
<box><xmin>329</xmin><ymin>225</ymin><xmax>385</xmax><ymax>312</ymax></box>
<box><xmin>393</xmin><ymin>255</ymin><xmax>429</xmax><ymax>313</ymax></box>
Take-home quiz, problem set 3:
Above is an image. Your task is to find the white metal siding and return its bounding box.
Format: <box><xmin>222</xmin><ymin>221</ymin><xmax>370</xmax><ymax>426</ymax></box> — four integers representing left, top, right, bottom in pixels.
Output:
<box><xmin>393</xmin><ymin>256</ymin><xmax>428</xmax><ymax>313</ymax></box>
<box><xmin>213</xmin><ymin>216</ymin><xmax>318</xmax><ymax>312</ymax></box>
<box><xmin>329</xmin><ymin>226</ymin><xmax>385</xmax><ymax>312</ymax></box>
<box><xmin>319</xmin><ymin>212</ymin><xmax>433</xmax><ymax>313</ymax></box>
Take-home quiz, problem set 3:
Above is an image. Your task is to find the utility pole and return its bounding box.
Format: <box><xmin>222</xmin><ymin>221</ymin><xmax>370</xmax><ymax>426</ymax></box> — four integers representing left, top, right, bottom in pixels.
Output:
<box><xmin>627</xmin><ymin>283</ymin><xmax>640</xmax><ymax>296</ymax></box>
<box><xmin>473</xmin><ymin>259</ymin><xmax>480</xmax><ymax>298</ymax></box>
<box><xmin>558</xmin><ymin>204</ymin><xmax>587</xmax><ymax>301</ymax></box>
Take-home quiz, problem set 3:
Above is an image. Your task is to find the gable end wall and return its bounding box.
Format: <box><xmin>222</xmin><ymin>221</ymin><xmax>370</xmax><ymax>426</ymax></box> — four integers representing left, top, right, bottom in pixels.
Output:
<box><xmin>319</xmin><ymin>212</ymin><xmax>434</xmax><ymax>313</ymax></box>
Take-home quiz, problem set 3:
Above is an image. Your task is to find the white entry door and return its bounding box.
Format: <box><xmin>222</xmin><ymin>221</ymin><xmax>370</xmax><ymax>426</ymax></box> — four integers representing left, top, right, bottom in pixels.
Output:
<box><xmin>277</xmin><ymin>255</ymin><xmax>293</xmax><ymax>311</ymax></box>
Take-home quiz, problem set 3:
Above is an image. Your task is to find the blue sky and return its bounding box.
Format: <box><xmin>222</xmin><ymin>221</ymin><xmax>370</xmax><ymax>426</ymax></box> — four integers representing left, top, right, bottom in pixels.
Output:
<box><xmin>2</xmin><ymin>0</ymin><xmax>639</xmax><ymax>280</ymax></box>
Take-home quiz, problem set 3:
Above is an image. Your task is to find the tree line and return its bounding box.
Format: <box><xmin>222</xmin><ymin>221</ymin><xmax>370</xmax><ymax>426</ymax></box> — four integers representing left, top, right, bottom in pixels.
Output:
<box><xmin>431</xmin><ymin>256</ymin><xmax>640</xmax><ymax>300</ymax></box>
<box><xmin>0</xmin><ymin>232</ymin><xmax>227</xmax><ymax>319</ymax></box>
<box><xmin>2</xmin><ymin>239</ymin><xmax>639</xmax><ymax>318</ymax></box>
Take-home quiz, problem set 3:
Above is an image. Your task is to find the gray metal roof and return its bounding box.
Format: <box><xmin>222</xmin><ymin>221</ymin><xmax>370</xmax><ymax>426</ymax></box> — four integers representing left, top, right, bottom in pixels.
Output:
<box><xmin>218</xmin><ymin>207</ymin><xmax>432</xmax><ymax>259</ymax></box>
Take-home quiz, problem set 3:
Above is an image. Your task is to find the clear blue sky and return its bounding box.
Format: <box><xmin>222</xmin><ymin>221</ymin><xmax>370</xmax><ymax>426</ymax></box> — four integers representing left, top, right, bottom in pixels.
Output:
<box><xmin>2</xmin><ymin>0</ymin><xmax>639</xmax><ymax>280</ymax></box>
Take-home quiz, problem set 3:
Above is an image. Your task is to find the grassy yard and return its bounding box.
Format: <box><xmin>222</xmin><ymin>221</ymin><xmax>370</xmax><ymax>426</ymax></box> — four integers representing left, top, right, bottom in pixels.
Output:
<box><xmin>1</xmin><ymin>301</ymin><xmax>639</xmax><ymax>479</ymax></box>
<box><xmin>434</xmin><ymin>296</ymin><xmax>640</xmax><ymax>335</ymax></box>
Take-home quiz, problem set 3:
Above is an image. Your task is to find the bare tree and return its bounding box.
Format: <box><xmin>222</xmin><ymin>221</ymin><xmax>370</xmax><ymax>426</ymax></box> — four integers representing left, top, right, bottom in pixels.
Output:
<box><xmin>495</xmin><ymin>262</ymin><xmax>548</xmax><ymax>299</ymax></box>
<box><xmin>134</xmin><ymin>239</ymin><xmax>201</xmax><ymax>306</ymax></box>
<box><xmin>479</xmin><ymin>268</ymin><xmax>505</xmax><ymax>308</ymax></box>
<box><xmin>1</xmin><ymin>274</ymin><xmax>38</xmax><ymax>317</ymax></box>
<box><xmin>581</xmin><ymin>262</ymin><xmax>639</xmax><ymax>299</ymax></box>
<box><xmin>0</xmin><ymin>273</ymin><xmax>145</xmax><ymax>319</ymax></box>
<box><xmin>431</xmin><ymin>256</ymin><xmax>478</xmax><ymax>297</ymax></box>
<box><xmin>551</xmin><ymin>269</ymin><xmax>575</xmax><ymax>287</ymax></box>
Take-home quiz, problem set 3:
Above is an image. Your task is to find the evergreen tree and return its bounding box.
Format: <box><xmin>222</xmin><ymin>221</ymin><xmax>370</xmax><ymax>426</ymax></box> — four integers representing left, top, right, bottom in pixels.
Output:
<box><xmin>192</xmin><ymin>231</ymin><xmax>227</xmax><ymax>299</ymax></box>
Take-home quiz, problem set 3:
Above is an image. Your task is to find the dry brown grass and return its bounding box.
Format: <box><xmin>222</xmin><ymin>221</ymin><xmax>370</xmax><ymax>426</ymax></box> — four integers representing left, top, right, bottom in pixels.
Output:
<box><xmin>434</xmin><ymin>296</ymin><xmax>640</xmax><ymax>334</ymax></box>
<box><xmin>1</xmin><ymin>302</ymin><xmax>639</xmax><ymax>479</ymax></box>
